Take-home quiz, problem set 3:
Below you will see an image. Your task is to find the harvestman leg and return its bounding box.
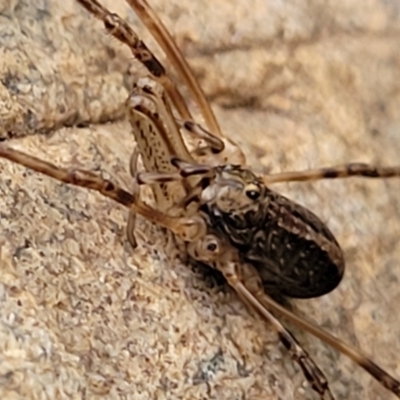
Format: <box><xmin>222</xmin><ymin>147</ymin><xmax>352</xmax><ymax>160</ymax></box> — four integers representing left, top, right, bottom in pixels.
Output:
<box><xmin>70</xmin><ymin>0</ymin><xmax>400</xmax><ymax>396</ymax></box>
<box><xmin>260</xmin><ymin>290</ymin><xmax>400</xmax><ymax>396</ymax></box>
<box><xmin>233</xmin><ymin>282</ymin><xmax>334</xmax><ymax>399</ymax></box>
<box><xmin>76</xmin><ymin>0</ymin><xmax>222</xmax><ymax>139</ymax></box>
<box><xmin>76</xmin><ymin>0</ymin><xmax>191</xmax><ymax>122</ymax></box>
<box><xmin>236</xmin><ymin>264</ymin><xmax>400</xmax><ymax>397</ymax></box>
<box><xmin>0</xmin><ymin>145</ymin><xmax>206</xmax><ymax>243</ymax></box>
<box><xmin>75</xmin><ymin>0</ymin><xmax>246</xmax><ymax>163</ymax></box>
<box><xmin>123</xmin><ymin>0</ymin><xmax>246</xmax><ymax>163</ymax></box>
<box><xmin>187</xmin><ymin>235</ymin><xmax>335</xmax><ymax>400</ymax></box>
<box><xmin>135</xmin><ymin>160</ymin><xmax>400</xmax><ymax>184</ymax></box>
<box><xmin>263</xmin><ymin>163</ymin><xmax>400</xmax><ymax>184</ymax></box>
<box><xmin>130</xmin><ymin>160</ymin><xmax>400</xmax><ymax>397</ymax></box>
<box><xmin>3</xmin><ymin>143</ymin><xmax>399</xmax><ymax>398</ymax></box>
<box><xmin>124</xmin><ymin>0</ymin><xmax>222</xmax><ymax>137</ymax></box>
<box><xmin>189</xmin><ymin>235</ymin><xmax>400</xmax><ymax>398</ymax></box>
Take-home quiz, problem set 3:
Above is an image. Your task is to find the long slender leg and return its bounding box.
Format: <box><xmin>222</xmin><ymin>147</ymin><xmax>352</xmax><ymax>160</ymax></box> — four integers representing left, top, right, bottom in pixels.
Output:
<box><xmin>75</xmin><ymin>0</ymin><xmax>245</xmax><ymax>162</ymax></box>
<box><xmin>236</xmin><ymin>283</ymin><xmax>334</xmax><ymax>399</ymax></box>
<box><xmin>75</xmin><ymin>0</ymin><xmax>246</xmax><ymax>164</ymax></box>
<box><xmin>134</xmin><ymin>160</ymin><xmax>216</xmax><ymax>207</ymax></box>
<box><xmin>135</xmin><ymin>171</ymin><xmax>209</xmax><ymax>214</ymax></box>
<box><xmin>75</xmin><ymin>0</ymin><xmax>191</xmax><ymax>121</ymax></box>
<box><xmin>263</xmin><ymin>163</ymin><xmax>400</xmax><ymax>185</ymax></box>
<box><xmin>132</xmin><ymin>153</ymin><xmax>400</xmax><ymax>187</ymax></box>
<box><xmin>234</xmin><ymin>262</ymin><xmax>400</xmax><ymax>398</ymax></box>
<box><xmin>124</xmin><ymin>0</ymin><xmax>222</xmax><ymax>138</ymax></box>
<box><xmin>187</xmin><ymin>235</ymin><xmax>400</xmax><ymax>398</ymax></box>
<box><xmin>135</xmin><ymin>158</ymin><xmax>213</xmax><ymax>185</ymax></box>
<box><xmin>187</xmin><ymin>236</ymin><xmax>335</xmax><ymax>399</ymax></box>
<box><xmin>124</xmin><ymin>0</ymin><xmax>248</xmax><ymax>164</ymax></box>
<box><xmin>0</xmin><ymin>144</ymin><xmax>206</xmax><ymax>242</ymax></box>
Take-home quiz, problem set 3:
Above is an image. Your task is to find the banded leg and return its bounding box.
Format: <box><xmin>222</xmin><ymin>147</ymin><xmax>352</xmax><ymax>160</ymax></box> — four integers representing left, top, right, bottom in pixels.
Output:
<box><xmin>235</xmin><ymin>282</ymin><xmax>334</xmax><ymax>399</ymax></box>
<box><xmin>124</xmin><ymin>0</ymin><xmax>222</xmax><ymax>137</ymax></box>
<box><xmin>135</xmin><ymin>158</ymin><xmax>213</xmax><ymax>185</ymax></box>
<box><xmin>263</xmin><ymin>163</ymin><xmax>400</xmax><ymax>185</ymax></box>
<box><xmin>0</xmin><ymin>144</ymin><xmax>206</xmax><ymax>243</ymax></box>
<box><xmin>162</xmin><ymin>158</ymin><xmax>400</xmax><ymax>185</ymax></box>
<box><xmin>75</xmin><ymin>0</ymin><xmax>246</xmax><ymax>163</ymax></box>
<box><xmin>187</xmin><ymin>235</ymin><xmax>335</xmax><ymax>400</ymax></box>
<box><xmin>124</xmin><ymin>0</ymin><xmax>248</xmax><ymax>161</ymax></box>
<box><xmin>143</xmin><ymin>158</ymin><xmax>215</xmax><ymax>181</ymax></box>
<box><xmin>134</xmin><ymin>158</ymin><xmax>216</xmax><ymax>208</ymax></box>
<box><xmin>237</xmin><ymin>263</ymin><xmax>400</xmax><ymax>398</ymax></box>
<box><xmin>76</xmin><ymin>0</ymin><xmax>192</xmax><ymax>122</ymax></box>
<box><xmin>187</xmin><ymin>235</ymin><xmax>400</xmax><ymax>398</ymax></box>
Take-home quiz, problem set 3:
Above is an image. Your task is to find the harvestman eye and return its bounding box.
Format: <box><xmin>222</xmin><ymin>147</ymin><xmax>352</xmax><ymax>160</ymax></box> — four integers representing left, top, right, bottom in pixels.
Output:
<box><xmin>244</xmin><ymin>182</ymin><xmax>261</xmax><ymax>200</ymax></box>
<box><xmin>202</xmin><ymin>235</ymin><xmax>220</xmax><ymax>255</ymax></box>
<box><xmin>245</xmin><ymin>189</ymin><xmax>260</xmax><ymax>200</ymax></box>
<box><xmin>206</xmin><ymin>242</ymin><xmax>218</xmax><ymax>252</ymax></box>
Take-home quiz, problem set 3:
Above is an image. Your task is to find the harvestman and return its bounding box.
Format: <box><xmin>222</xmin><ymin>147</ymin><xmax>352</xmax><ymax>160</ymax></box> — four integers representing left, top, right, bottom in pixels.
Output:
<box><xmin>1</xmin><ymin>0</ymin><xmax>400</xmax><ymax>398</ymax></box>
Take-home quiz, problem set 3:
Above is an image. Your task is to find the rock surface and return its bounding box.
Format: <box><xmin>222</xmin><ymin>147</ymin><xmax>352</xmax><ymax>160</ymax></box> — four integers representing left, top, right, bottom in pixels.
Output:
<box><xmin>0</xmin><ymin>0</ymin><xmax>400</xmax><ymax>399</ymax></box>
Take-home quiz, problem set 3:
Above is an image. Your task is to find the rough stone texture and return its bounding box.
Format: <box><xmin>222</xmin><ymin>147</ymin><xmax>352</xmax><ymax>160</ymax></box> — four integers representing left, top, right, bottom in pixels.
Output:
<box><xmin>0</xmin><ymin>1</ymin><xmax>400</xmax><ymax>399</ymax></box>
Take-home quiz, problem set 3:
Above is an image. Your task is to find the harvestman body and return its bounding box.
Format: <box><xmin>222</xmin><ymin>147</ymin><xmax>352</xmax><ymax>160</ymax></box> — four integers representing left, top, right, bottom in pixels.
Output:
<box><xmin>1</xmin><ymin>0</ymin><xmax>400</xmax><ymax>398</ymax></box>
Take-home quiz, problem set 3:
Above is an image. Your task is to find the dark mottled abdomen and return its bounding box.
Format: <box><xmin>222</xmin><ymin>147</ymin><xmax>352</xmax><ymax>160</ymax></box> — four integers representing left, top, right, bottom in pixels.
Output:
<box><xmin>202</xmin><ymin>190</ymin><xmax>345</xmax><ymax>299</ymax></box>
